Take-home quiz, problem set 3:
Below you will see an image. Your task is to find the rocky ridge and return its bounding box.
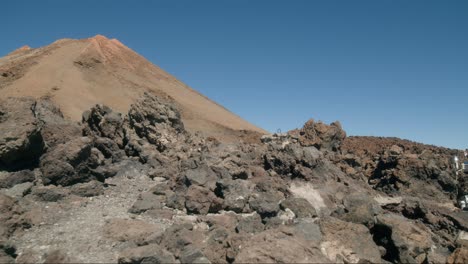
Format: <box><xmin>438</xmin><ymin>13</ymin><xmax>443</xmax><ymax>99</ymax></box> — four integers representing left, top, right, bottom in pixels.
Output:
<box><xmin>0</xmin><ymin>92</ymin><xmax>467</xmax><ymax>263</ymax></box>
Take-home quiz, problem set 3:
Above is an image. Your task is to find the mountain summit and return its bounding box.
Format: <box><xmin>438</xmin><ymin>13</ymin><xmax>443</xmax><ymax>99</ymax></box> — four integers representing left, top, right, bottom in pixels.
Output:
<box><xmin>0</xmin><ymin>35</ymin><xmax>266</xmax><ymax>141</ymax></box>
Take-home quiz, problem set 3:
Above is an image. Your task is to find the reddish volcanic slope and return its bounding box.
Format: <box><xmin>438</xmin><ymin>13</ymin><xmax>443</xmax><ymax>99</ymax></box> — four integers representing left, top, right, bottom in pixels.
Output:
<box><xmin>0</xmin><ymin>35</ymin><xmax>266</xmax><ymax>141</ymax></box>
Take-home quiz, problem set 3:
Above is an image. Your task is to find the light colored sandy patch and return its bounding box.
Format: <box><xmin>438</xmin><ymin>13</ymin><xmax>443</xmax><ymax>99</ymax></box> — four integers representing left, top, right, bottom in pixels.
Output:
<box><xmin>320</xmin><ymin>241</ymin><xmax>359</xmax><ymax>263</ymax></box>
<box><xmin>289</xmin><ymin>182</ymin><xmax>327</xmax><ymax>212</ymax></box>
<box><xmin>457</xmin><ymin>231</ymin><xmax>468</xmax><ymax>247</ymax></box>
<box><xmin>373</xmin><ymin>195</ymin><xmax>402</xmax><ymax>206</ymax></box>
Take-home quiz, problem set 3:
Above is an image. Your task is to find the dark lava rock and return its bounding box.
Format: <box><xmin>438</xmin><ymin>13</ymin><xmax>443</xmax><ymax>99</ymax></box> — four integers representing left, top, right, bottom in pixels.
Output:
<box><xmin>184</xmin><ymin>165</ymin><xmax>217</xmax><ymax>190</ymax></box>
<box><xmin>248</xmin><ymin>191</ymin><xmax>283</xmax><ymax>218</ymax></box>
<box><xmin>118</xmin><ymin>244</ymin><xmax>176</xmax><ymax>264</ymax></box>
<box><xmin>179</xmin><ymin>246</ymin><xmax>211</xmax><ymax>264</ymax></box>
<box><xmin>185</xmin><ymin>185</ymin><xmax>223</xmax><ymax>215</ymax></box>
<box><xmin>372</xmin><ymin>214</ymin><xmax>433</xmax><ymax>263</ymax></box>
<box><xmin>82</xmin><ymin>104</ymin><xmax>125</xmax><ymax>147</ymax></box>
<box><xmin>289</xmin><ymin>119</ymin><xmax>346</xmax><ymax>151</ymax></box>
<box><xmin>0</xmin><ymin>97</ymin><xmax>44</xmax><ymax>169</ymax></box>
<box><xmin>216</xmin><ymin>179</ymin><xmax>255</xmax><ymax>213</ymax></box>
<box><xmin>236</xmin><ymin>213</ymin><xmax>264</xmax><ymax>234</ymax></box>
<box><xmin>320</xmin><ymin>217</ymin><xmax>382</xmax><ymax>263</ymax></box>
<box><xmin>129</xmin><ymin>192</ymin><xmax>164</xmax><ymax>214</ymax></box>
<box><xmin>0</xmin><ymin>194</ymin><xmax>30</xmax><ymax>238</ymax></box>
<box><xmin>337</xmin><ymin>193</ymin><xmax>381</xmax><ymax>227</ymax></box>
<box><xmin>39</xmin><ymin>137</ymin><xmax>99</xmax><ymax>186</ymax></box>
<box><xmin>291</xmin><ymin>219</ymin><xmax>322</xmax><ymax>242</ymax></box>
<box><xmin>70</xmin><ymin>180</ymin><xmax>104</xmax><ymax>197</ymax></box>
<box><xmin>127</xmin><ymin>92</ymin><xmax>185</xmax><ymax>152</ymax></box>
<box><xmin>280</xmin><ymin>197</ymin><xmax>317</xmax><ymax>218</ymax></box>
<box><xmin>33</xmin><ymin>98</ymin><xmax>82</xmax><ymax>149</ymax></box>
<box><xmin>234</xmin><ymin>227</ymin><xmax>330</xmax><ymax>263</ymax></box>
<box><xmin>31</xmin><ymin>185</ymin><xmax>69</xmax><ymax>202</ymax></box>
<box><xmin>0</xmin><ymin>170</ymin><xmax>35</xmax><ymax>189</ymax></box>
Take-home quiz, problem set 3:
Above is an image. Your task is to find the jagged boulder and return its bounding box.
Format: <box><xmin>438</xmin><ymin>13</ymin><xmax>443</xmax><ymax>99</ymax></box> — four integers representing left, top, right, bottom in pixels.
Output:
<box><xmin>373</xmin><ymin>214</ymin><xmax>433</xmax><ymax>263</ymax></box>
<box><xmin>0</xmin><ymin>97</ymin><xmax>44</xmax><ymax>169</ymax></box>
<box><xmin>336</xmin><ymin>193</ymin><xmax>381</xmax><ymax>227</ymax></box>
<box><xmin>320</xmin><ymin>217</ymin><xmax>382</xmax><ymax>263</ymax></box>
<box><xmin>129</xmin><ymin>191</ymin><xmax>164</xmax><ymax>214</ymax></box>
<box><xmin>263</xmin><ymin>143</ymin><xmax>324</xmax><ymax>180</ymax></box>
<box><xmin>33</xmin><ymin>99</ymin><xmax>81</xmax><ymax>148</ymax></box>
<box><xmin>280</xmin><ymin>197</ymin><xmax>317</xmax><ymax>218</ymax></box>
<box><xmin>69</xmin><ymin>180</ymin><xmax>104</xmax><ymax>197</ymax></box>
<box><xmin>216</xmin><ymin>179</ymin><xmax>255</xmax><ymax>213</ymax></box>
<box><xmin>339</xmin><ymin>136</ymin><xmax>460</xmax><ymax>203</ymax></box>
<box><xmin>248</xmin><ymin>191</ymin><xmax>284</xmax><ymax>218</ymax></box>
<box><xmin>234</xmin><ymin>227</ymin><xmax>331</xmax><ymax>263</ymax></box>
<box><xmin>185</xmin><ymin>185</ymin><xmax>223</xmax><ymax>215</ymax></box>
<box><xmin>289</xmin><ymin>119</ymin><xmax>346</xmax><ymax>151</ymax></box>
<box><xmin>0</xmin><ymin>170</ymin><xmax>35</xmax><ymax>189</ymax></box>
<box><xmin>31</xmin><ymin>185</ymin><xmax>69</xmax><ymax>202</ymax></box>
<box><xmin>126</xmin><ymin>92</ymin><xmax>185</xmax><ymax>152</ymax></box>
<box><xmin>183</xmin><ymin>165</ymin><xmax>218</xmax><ymax>190</ymax></box>
<box><xmin>82</xmin><ymin>104</ymin><xmax>125</xmax><ymax>147</ymax></box>
<box><xmin>118</xmin><ymin>244</ymin><xmax>176</xmax><ymax>264</ymax></box>
<box><xmin>0</xmin><ymin>97</ymin><xmax>82</xmax><ymax>170</ymax></box>
<box><xmin>236</xmin><ymin>213</ymin><xmax>264</xmax><ymax>234</ymax></box>
<box><xmin>0</xmin><ymin>194</ymin><xmax>30</xmax><ymax>238</ymax></box>
<box><xmin>39</xmin><ymin>137</ymin><xmax>100</xmax><ymax>186</ymax></box>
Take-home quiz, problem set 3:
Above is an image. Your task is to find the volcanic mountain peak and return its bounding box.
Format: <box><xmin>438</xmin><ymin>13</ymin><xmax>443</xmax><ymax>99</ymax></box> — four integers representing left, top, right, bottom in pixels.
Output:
<box><xmin>90</xmin><ymin>34</ymin><xmax>109</xmax><ymax>41</ymax></box>
<box><xmin>85</xmin><ymin>34</ymin><xmax>131</xmax><ymax>61</ymax></box>
<box><xmin>0</xmin><ymin>35</ymin><xmax>266</xmax><ymax>141</ymax></box>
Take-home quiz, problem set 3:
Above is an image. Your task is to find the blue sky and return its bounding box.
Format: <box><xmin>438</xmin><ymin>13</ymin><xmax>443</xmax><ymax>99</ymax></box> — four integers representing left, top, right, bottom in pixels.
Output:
<box><xmin>2</xmin><ymin>0</ymin><xmax>467</xmax><ymax>149</ymax></box>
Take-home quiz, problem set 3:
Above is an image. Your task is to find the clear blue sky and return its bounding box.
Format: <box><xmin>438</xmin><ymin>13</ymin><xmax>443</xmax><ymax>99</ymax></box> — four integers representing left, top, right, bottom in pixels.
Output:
<box><xmin>2</xmin><ymin>1</ymin><xmax>467</xmax><ymax>149</ymax></box>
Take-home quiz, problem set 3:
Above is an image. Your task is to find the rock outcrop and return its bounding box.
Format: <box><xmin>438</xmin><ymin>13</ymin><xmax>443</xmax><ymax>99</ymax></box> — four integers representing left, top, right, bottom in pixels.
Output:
<box><xmin>0</xmin><ymin>97</ymin><xmax>44</xmax><ymax>170</ymax></box>
<box><xmin>289</xmin><ymin>119</ymin><xmax>346</xmax><ymax>151</ymax></box>
<box><xmin>0</xmin><ymin>93</ymin><xmax>466</xmax><ymax>264</ymax></box>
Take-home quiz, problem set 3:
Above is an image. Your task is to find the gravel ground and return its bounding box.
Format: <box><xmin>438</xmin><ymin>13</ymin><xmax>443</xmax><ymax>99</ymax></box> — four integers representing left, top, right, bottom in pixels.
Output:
<box><xmin>11</xmin><ymin>173</ymin><xmax>173</xmax><ymax>263</ymax></box>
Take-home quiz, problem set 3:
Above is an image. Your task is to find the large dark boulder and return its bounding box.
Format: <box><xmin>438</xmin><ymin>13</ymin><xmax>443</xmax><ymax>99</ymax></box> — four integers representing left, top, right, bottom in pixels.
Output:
<box><xmin>33</xmin><ymin>99</ymin><xmax>81</xmax><ymax>149</ymax></box>
<box><xmin>185</xmin><ymin>185</ymin><xmax>223</xmax><ymax>215</ymax></box>
<box><xmin>82</xmin><ymin>104</ymin><xmax>125</xmax><ymax>147</ymax></box>
<box><xmin>126</xmin><ymin>92</ymin><xmax>185</xmax><ymax>152</ymax></box>
<box><xmin>0</xmin><ymin>170</ymin><xmax>35</xmax><ymax>189</ymax></box>
<box><xmin>39</xmin><ymin>137</ymin><xmax>100</xmax><ymax>186</ymax></box>
<box><xmin>248</xmin><ymin>191</ymin><xmax>284</xmax><ymax>218</ymax></box>
<box><xmin>372</xmin><ymin>214</ymin><xmax>433</xmax><ymax>263</ymax></box>
<box><xmin>320</xmin><ymin>217</ymin><xmax>382</xmax><ymax>263</ymax></box>
<box><xmin>234</xmin><ymin>227</ymin><xmax>330</xmax><ymax>263</ymax></box>
<box><xmin>336</xmin><ymin>193</ymin><xmax>381</xmax><ymax>227</ymax></box>
<box><xmin>0</xmin><ymin>97</ymin><xmax>44</xmax><ymax>169</ymax></box>
<box><xmin>216</xmin><ymin>179</ymin><xmax>255</xmax><ymax>213</ymax></box>
<box><xmin>183</xmin><ymin>165</ymin><xmax>217</xmax><ymax>190</ymax></box>
<box><xmin>118</xmin><ymin>244</ymin><xmax>176</xmax><ymax>264</ymax></box>
<box><xmin>289</xmin><ymin>119</ymin><xmax>346</xmax><ymax>151</ymax></box>
<box><xmin>0</xmin><ymin>194</ymin><xmax>30</xmax><ymax>238</ymax></box>
<box><xmin>280</xmin><ymin>197</ymin><xmax>317</xmax><ymax>218</ymax></box>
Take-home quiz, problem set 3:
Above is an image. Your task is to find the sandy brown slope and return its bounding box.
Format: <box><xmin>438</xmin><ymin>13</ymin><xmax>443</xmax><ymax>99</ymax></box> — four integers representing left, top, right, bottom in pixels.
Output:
<box><xmin>0</xmin><ymin>35</ymin><xmax>267</xmax><ymax>141</ymax></box>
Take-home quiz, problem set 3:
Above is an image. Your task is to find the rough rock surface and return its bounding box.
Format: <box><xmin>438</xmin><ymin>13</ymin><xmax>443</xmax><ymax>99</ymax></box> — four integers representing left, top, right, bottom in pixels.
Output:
<box><xmin>0</xmin><ymin>92</ymin><xmax>466</xmax><ymax>264</ymax></box>
<box><xmin>338</xmin><ymin>136</ymin><xmax>461</xmax><ymax>202</ymax></box>
<box><xmin>0</xmin><ymin>97</ymin><xmax>44</xmax><ymax>169</ymax></box>
<box><xmin>289</xmin><ymin>119</ymin><xmax>346</xmax><ymax>151</ymax></box>
<box><xmin>234</xmin><ymin>227</ymin><xmax>330</xmax><ymax>263</ymax></box>
<box><xmin>118</xmin><ymin>244</ymin><xmax>176</xmax><ymax>264</ymax></box>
